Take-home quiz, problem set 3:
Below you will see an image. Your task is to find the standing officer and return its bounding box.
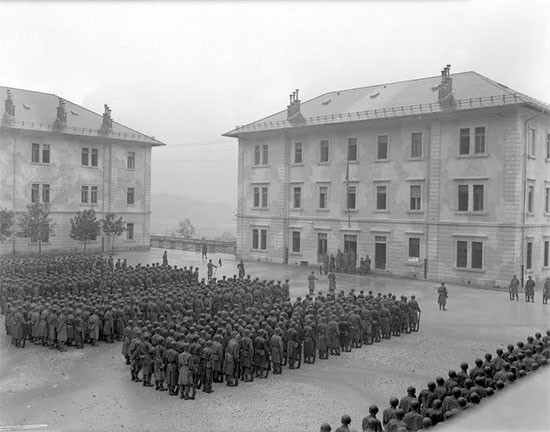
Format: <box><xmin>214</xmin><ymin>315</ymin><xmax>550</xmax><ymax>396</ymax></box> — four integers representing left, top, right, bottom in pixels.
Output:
<box><xmin>437</xmin><ymin>283</ymin><xmax>448</xmax><ymax>311</ymax></box>
<box><xmin>525</xmin><ymin>276</ymin><xmax>535</xmax><ymax>302</ymax></box>
<box><xmin>509</xmin><ymin>275</ymin><xmax>520</xmax><ymax>301</ymax></box>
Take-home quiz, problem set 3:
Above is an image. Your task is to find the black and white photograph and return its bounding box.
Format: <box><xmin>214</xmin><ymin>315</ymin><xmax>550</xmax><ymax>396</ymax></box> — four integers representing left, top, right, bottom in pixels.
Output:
<box><xmin>0</xmin><ymin>1</ymin><xmax>549</xmax><ymax>431</ymax></box>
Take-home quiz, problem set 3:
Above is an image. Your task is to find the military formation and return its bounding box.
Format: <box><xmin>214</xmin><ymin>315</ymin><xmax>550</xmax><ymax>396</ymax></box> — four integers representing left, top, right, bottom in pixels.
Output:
<box><xmin>322</xmin><ymin>330</ymin><xmax>550</xmax><ymax>431</ymax></box>
<box><xmin>1</xmin><ymin>253</ymin><xmax>422</xmax><ymax>402</ymax></box>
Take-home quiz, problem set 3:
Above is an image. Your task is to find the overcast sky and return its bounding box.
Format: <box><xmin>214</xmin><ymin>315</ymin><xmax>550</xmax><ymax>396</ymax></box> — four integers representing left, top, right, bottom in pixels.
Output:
<box><xmin>1</xmin><ymin>0</ymin><xmax>549</xmax><ymax>205</ymax></box>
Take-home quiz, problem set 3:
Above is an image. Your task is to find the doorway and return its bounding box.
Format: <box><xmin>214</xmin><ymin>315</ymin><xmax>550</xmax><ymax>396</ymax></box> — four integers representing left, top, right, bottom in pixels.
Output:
<box><xmin>375</xmin><ymin>235</ymin><xmax>387</xmax><ymax>270</ymax></box>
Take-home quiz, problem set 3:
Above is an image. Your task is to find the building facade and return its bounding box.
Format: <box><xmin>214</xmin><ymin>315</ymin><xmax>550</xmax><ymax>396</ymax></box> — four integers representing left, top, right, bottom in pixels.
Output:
<box><xmin>0</xmin><ymin>86</ymin><xmax>164</xmax><ymax>255</ymax></box>
<box><xmin>225</xmin><ymin>68</ymin><xmax>550</xmax><ymax>288</ymax></box>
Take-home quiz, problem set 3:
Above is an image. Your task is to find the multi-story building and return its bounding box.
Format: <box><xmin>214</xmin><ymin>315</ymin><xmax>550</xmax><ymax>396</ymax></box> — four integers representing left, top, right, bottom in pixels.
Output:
<box><xmin>0</xmin><ymin>86</ymin><xmax>164</xmax><ymax>255</ymax></box>
<box><xmin>224</xmin><ymin>67</ymin><xmax>550</xmax><ymax>287</ymax></box>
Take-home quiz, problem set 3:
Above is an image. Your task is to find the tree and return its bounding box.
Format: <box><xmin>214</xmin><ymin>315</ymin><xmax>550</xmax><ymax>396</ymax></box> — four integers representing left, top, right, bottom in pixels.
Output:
<box><xmin>17</xmin><ymin>203</ymin><xmax>55</xmax><ymax>254</ymax></box>
<box><xmin>0</xmin><ymin>208</ymin><xmax>14</xmax><ymax>242</ymax></box>
<box><xmin>69</xmin><ymin>209</ymin><xmax>101</xmax><ymax>252</ymax></box>
<box><xmin>102</xmin><ymin>212</ymin><xmax>126</xmax><ymax>254</ymax></box>
<box><xmin>176</xmin><ymin>218</ymin><xmax>196</xmax><ymax>239</ymax></box>
<box><xmin>216</xmin><ymin>231</ymin><xmax>236</xmax><ymax>242</ymax></box>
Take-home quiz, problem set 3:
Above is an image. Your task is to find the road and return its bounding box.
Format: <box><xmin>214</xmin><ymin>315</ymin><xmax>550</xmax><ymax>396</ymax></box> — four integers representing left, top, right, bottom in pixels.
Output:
<box><xmin>1</xmin><ymin>249</ymin><xmax>549</xmax><ymax>432</ymax></box>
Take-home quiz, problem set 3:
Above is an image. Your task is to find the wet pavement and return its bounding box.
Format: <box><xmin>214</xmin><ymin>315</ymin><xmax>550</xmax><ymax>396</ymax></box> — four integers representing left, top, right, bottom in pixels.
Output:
<box><xmin>1</xmin><ymin>249</ymin><xmax>549</xmax><ymax>432</ymax></box>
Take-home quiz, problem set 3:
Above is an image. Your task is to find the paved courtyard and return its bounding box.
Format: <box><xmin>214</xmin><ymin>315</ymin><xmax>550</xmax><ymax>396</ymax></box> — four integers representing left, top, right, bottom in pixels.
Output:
<box><xmin>1</xmin><ymin>249</ymin><xmax>549</xmax><ymax>432</ymax></box>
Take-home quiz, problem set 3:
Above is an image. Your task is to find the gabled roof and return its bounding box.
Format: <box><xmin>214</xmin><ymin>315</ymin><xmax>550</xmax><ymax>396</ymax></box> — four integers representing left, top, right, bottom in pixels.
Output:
<box><xmin>1</xmin><ymin>86</ymin><xmax>165</xmax><ymax>146</ymax></box>
<box><xmin>224</xmin><ymin>71</ymin><xmax>550</xmax><ymax>137</ymax></box>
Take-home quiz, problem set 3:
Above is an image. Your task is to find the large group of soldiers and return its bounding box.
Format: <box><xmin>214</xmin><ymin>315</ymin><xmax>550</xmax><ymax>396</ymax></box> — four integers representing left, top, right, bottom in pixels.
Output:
<box><xmin>1</xmin><ymin>253</ymin><xmax>421</xmax><ymax>401</ymax></box>
<box><xmin>321</xmin><ymin>330</ymin><xmax>550</xmax><ymax>432</ymax></box>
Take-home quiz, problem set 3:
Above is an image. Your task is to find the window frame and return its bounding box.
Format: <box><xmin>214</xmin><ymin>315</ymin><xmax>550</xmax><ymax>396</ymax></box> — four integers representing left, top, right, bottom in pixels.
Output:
<box><xmin>346</xmin><ymin>185</ymin><xmax>357</xmax><ymax>210</ymax></box>
<box><xmin>292</xmin><ymin>186</ymin><xmax>302</xmax><ymax>209</ymax></box>
<box><xmin>291</xmin><ymin>231</ymin><xmax>301</xmax><ymax>253</ymax></box>
<box><xmin>90</xmin><ymin>186</ymin><xmax>98</xmax><ymax>205</ymax></box>
<box><xmin>347</xmin><ymin>138</ymin><xmax>358</xmax><ymax>162</ymax></box>
<box><xmin>459</xmin><ymin>128</ymin><xmax>470</xmax><ymax>155</ymax></box>
<box><xmin>91</xmin><ymin>148</ymin><xmax>99</xmax><ymax>167</ymax></box>
<box><xmin>41</xmin><ymin>184</ymin><xmax>50</xmax><ymax>204</ymax></box>
<box><xmin>126</xmin><ymin>223</ymin><xmax>134</xmax><ymax>241</ymax></box>
<box><xmin>409</xmin><ymin>185</ymin><xmax>422</xmax><ymax>211</ymax></box>
<box><xmin>127</xmin><ymin>151</ymin><xmax>136</xmax><ymax>170</ymax></box>
<box><xmin>31</xmin><ymin>183</ymin><xmax>40</xmax><ymax>204</ymax></box>
<box><xmin>320</xmin><ymin>140</ymin><xmax>329</xmax><ymax>163</ymax></box>
<box><xmin>544</xmin><ymin>240</ymin><xmax>549</xmax><ymax>268</ymax></box>
<box><xmin>261</xmin><ymin>144</ymin><xmax>269</xmax><ymax>165</ymax></box>
<box><xmin>293</xmin><ymin>142</ymin><xmax>303</xmax><ymax>165</ymax></box>
<box><xmin>127</xmin><ymin>187</ymin><xmax>135</xmax><ymax>206</ymax></box>
<box><xmin>410</xmin><ymin>132</ymin><xmax>422</xmax><ymax>159</ymax></box>
<box><xmin>474</xmin><ymin>127</ymin><xmax>486</xmax><ymax>154</ymax></box>
<box><xmin>32</xmin><ymin>143</ymin><xmax>40</xmax><ymax>163</ymax></box>
<box><xmin>456</xmin><ymin>240</ymin><xmax>468</xmax><ymax>268</ymax></box>
<box><xmin>526</xmin><ymin>241</ymin><xmax>533</xmax><ymax>270</ymax></box>
<box><xmin>408</xmin><ymin>237</ymin><xmax>420</xmax><ymax>259</ymax></box>
<box><xmin>318</xmin><ymin>185</ymin><xmax>329</xmax><ymax>210</ymax></box>
<box><xmin>471</xmin><ymin>241</ymin><xmax>483</xmax><ymax>269</ymax></box>
<box><xmin>528</xmin><ymin>128</ymin><xmax>536</xmax><ymax>157</ymax></box>
<box><xmin>376</xmin><ymin>185</ymin><xmax>388</xmax><ymax>210</ymax></box>
<box><xmin>81</xmin><ymin>185</ymin><xmax>89</xmax><ymax>204</ymax></box>
<box><xmin>472</xmin><ymin>184</ymin><xmax>485</xmax><ymax>212</ymax></box>
<box><xmin>252</xmin><ymin>228</ymin><xmax>268</xmax><ymax>250</ymax></box>
<box><xmin>527</xmin><ymin>184</ymin><xmax>535</xmax><ymax>214</ymax></box>
<box><xmin>545</xmin><ymin>186</ymin><xmax>550</xmax><ymax>214</ymax></box>
<box><xmin>82</xmin><ymin>147</ymin><xmax>89</xmax><ymax>166</ymax></box>
<box><xmin>377</xmin><ymin>135</ymin><xmax>388</xmax><ymax>160</ymax></box>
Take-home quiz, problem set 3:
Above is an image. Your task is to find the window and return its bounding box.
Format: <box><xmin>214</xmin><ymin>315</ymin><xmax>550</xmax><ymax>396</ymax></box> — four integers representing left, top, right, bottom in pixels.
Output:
<box><xmin>376</xmin><ymin>185</ymin><xmax>387</xmax><ymax>210</ymax></box>
<box><xmin>347</xmin><ymin>138</ymin><xmax>357</xmax><ymax>161</ymax></box>
<box><xmin>529</xmin><ymin>128</ymin><xmax>536</xmax><ymax>157</ymax></box>
<box><xmin>546</xmin><ymin>187</ymin><xmax>550</xmax><ymax>213</ymax></box>
<box><xmin>527</xmin><ymin>185</ymin><xmax>534</xmax><ymax>213</ymax></box>
<box><xmin>473</xmin><ymin>185</ymin><xmax>484</xmax><ymax>212</ymax></box>
<box><xmin>458</xmin><ymin>185</ymin><xmax>469</xmax><ymax>212</ymax></box>
<box><xmin>42</xmin><ymin>144</ymin><xmax>50</xmax><ymax>164</ymax></box>
<box><xmin>127</xmin><ymin>223</ymin><xmax>134</xmax><ymax>241</ymax></box>
<box><xmin>456</xmin><ymin>241</ymin><xmax>468</xmax><ymax>268</ymax></box>
<box><xmin>546</xmin><ymin>133</ymin><xmax>550</xmax><ymax>159</ymax></box>
<box><xmin>262</xmin><ymin>144</ymin><xmax>269</xmax><ymax>165</ymax></box>
<box><xmin>459</xmin><ymin>128</ymin><xmax>470</xmax><ymax>155</ymax></box>
<box><xmin>474</xmin><ymin>127</ymin><xmax>486</xmax><ymax>154</ymax></box>
<box><xmin>82</xmin><ymin>148</ymin><xmax>89</xmax><ymax>166</ymax></box>
<box><xmin>318</xmin><ymin>233</ymin><xmax>328</xmax><ymax>257</ymax></box>
<box><xmin>411</xmin><ymin>133</ymin><xmax>422</xmax><ymax>158</ymax></box>
<box><xmin>91</xmin><ymin>186</ymin><xmax>98</xmax><ymax>204</ymax></box>
<box><xmin>410</xmin><ymin>185</ymin><xmax>421</xmax><ymax>211</ymax></box>
<box><xmin>347</xmin><ymin>185</ymin><xmax>356</xmax><ymax>210</ymax></box>
<box><xmin>377</xmin><ymin>135</ymin><xmax>388</xmax><ymax>160</ymax></box>
<box><xmin>81</xmin><ymin>186</ymin><xmax>89</xmax><ymax>204</ymax></box>
<box><xmin>544</xmin><ymin>241</ymin><xmax>549</xmax><ymax>267</ymax></box>
<box><xmin>31</xmin><ymin>184</ymin><xmax>40</xmax><ymax>203</ymax></box>
<box><xmin>252</xmin><ymin>228</ymin><xmax>267</xmax><ymax>250</ymax></box>
<box><xmin>408</xmin><ymin>238</ymin><xmax>420</xmax><ymax>259</ymax></box>
<box><xmin>526</xmin><ymin>242</ymin><xmax>532</xmax><ymax>270</ymax></box>
<box><xmin>319</xmin><ymin>186</ymin><xmax>328</xmax><ymax>209</ymax></box>
<box><xmin>292</xmin><ymin>231</ymin><xmax>301</xmax><ymax>253</ymax></box>
<box><xmin>254</xmin><ymin>145</ymin><xmax>261</xmax><ymax>165</ymax></box>
<box><xmin>293</xmin><ymin>186</ymin><xmax>302</xmax><ymax>209</ymax></box>
<box><xmin>471</xmin><ymin>241</ymin><xmax>483</xmax><ymax>269</ymax></box>
<box><xmin>320</xmin><ymin>140</ymin><xmax>329</xmax><ymax>163</ymax></box>
<box><xmin>32</xmin><ymin>143</ymin><xmax>40</xmax><ymax>163</ymax></box>
<box><xmin>253</xmin><ymin>186</ymin><xmax>268</xmax><ymax>208</ymax></box>
<box><xmin>294</xmin><ymin>142</ymin><xmax>303</xmax><ymax>164</ymax></box>
<box><xmin>127</xmin><ymin>187</ymin><xmax>135</xmax><ymax>205</ymax></box>
<box><xmin>42</xmin><ymin>184</ymin><xmax>50</xmax><ymax>204</ymax></box>
<box><xmin>127</xmin><ymin>151</ymin><xmax>135</xmax><ymax>169</ymax></box>
<box><xmin>253</xmin><ymin>145</ymin><xmax>269</xmax><ymax>166</ymax></box>
<box><xmin>91</xmin><ymin>148</ymin><xmax>98</xmax><ymax>167</ymax></box>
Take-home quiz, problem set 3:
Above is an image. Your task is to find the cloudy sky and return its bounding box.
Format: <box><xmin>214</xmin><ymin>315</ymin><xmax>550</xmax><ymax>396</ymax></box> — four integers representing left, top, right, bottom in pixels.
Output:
<box><xmin>1</xmin><ymin>0</ymin><xmax>549</xmax><ymax>205</ymax></box>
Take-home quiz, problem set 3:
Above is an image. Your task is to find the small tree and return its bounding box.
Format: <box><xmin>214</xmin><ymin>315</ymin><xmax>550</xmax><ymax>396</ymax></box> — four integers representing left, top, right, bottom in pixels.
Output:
<box><xmin>69</xmin><ymin>209</ymin><xmax>101</xmax><ymax>252</ymax></box>
<box><xmin>17</xmin><ymin>203</ymin><xmax>55</xmax><ymax>253</ymax></box>
<box><xmin>102</xmin><ymin>212</ymin><xmax>126</xmax><ymax>253</ymax></box>
<box><xmin>176</xmin><ymin>218</ymin><xmax>196</xmax><ymax>239</ymax></box>
<box><xmin>0</xmin><ymin>208</ymin><xmax>14</xmax><ymax>242</ymax></box>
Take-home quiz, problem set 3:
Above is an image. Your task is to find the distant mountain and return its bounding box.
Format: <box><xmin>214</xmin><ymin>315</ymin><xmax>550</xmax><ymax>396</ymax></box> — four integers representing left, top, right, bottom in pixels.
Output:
<box><xmin>151</xmin><ymin>193</ymin><xmax>236</xmax><ymax>238</ymax></box>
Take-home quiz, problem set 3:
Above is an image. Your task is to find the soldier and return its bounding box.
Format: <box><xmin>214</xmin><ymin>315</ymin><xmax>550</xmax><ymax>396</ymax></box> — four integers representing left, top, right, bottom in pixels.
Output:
<box><xmin>140</xmin><ymin>333</ymin><xmax>154</xmax><ymax>387</ymax></box>
<box><xmin>525</xmin><ymin>276</ymin><xmax>535</xmax><ymax>302</ymax></box>
<box><xmin>509</xmin><ymin>275</ymin><xmax>520</xmax><ymax>301</ymax></box>
<box><xmin>327</xmin><ymin>315</ymin><xmax>340</xmax><ymax>356</ymax></box>
<box><xmin>399</xmin><ymin>386</ymin><xmax>418</xmax><ymax>413</ymax></box>
<box><xmin>408</xmin><ymin>296</ymin><xmax>421</xmax><ymax>332</ymax></box>
<box><xmin>153</xmin><ymin>336</ymin><xmax>167</xmax><ymax>391</ymax></box>
<box><xmin>224</xmin><ymin>333</ymin><xmax>240</xmax><ymax>386</ymax></box>
<box><xmin>308</xmin><ymin>271</ymin><xmax>318</xmax><ymax>296</ymax></box>
<box><xmin>239</xmin><ymin>329</ymin><xmax>254</xmax><ymax>382</ymax></box>
<box><xmin>253</xmin><ymin>330</ymin><xmax>269</xmax><ymax>378</ymax></box>
<box><xmin>178</xmin><ymin>342</ymin><xmax>196</xmax><ymax>400</ymax></box>
<box><xmin>437</xmin><ymin>283</ymin><xmax>448</xmax><ymax>310</ymax></box>
<box><xmin>211</xmin><ymin>334</ymin><xmax>224</xmax><ymax>383</ymax></box>
<box><xmin>162</xmin><ymin>251</ymin><xmax>168</xmax><ymax>266</ymax></box>
<box><xmin>269</xmin><ymin>328</ymin><xmax>284</xmax><ymax>374</ymax></box>
<box><xmin>361</xmin><ymin>405</ymin><xmax>383</xmax><ymax>432</ymax></box>
<box><xmin>165</xmin><ymin>340</ymin><xmax>180</xmax><ymax>395</ymax></box>
<box><xmin>543</xmin><ymin>277</ymin><xmax>549</xmax><ymax>305</ymax></box>
<box><xmin>328</xmin><ymin>271</ymin><xmax>336</xmax><ymax>294</ymax></box>
<box><xmin>207</xmin><ymin>259</ymin><xmax>217</xmax><ymax>281</ymax></box>
<box><xmin>382</xmin><ymin>397</ymin><xmax>399</xmax><ymax>427</ymax></box>
<box><xmin>201</xmin><ymin>340</ymin><xmax>214</xmax><ymax>393</ymax></box>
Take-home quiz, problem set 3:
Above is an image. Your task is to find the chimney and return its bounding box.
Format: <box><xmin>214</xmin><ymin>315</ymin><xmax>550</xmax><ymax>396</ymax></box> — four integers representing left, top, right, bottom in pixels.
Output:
<box><xmin>438</xmin><ymin>64</ymin><xmax>453</xmax><ymax>103</ymax></box>
<box><xmin>287</xmin><ymin>89</ymin><xmax>301</xmax><ymax>119</ymax></box>
<box><xmin>56</xmin><ymin>98</ymin><xmax>67</xmax><ymax>123</ymax></box>
<box><xmin>4</xmin><ymin>89</ymin><xmax>15</xmax><ymax>116</ymax></box>
<box><xmin>102</xmin><ymin>104</ymin><xmax>113</xmax><ymax>130</ymax></box>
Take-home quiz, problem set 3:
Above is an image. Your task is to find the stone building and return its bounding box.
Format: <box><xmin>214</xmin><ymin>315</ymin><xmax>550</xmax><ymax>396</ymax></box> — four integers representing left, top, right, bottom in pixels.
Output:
<box><xmin>0</xmin><ymin>86</ymin><xmax>164</xmax><ymax>255</ymax></box>
<box><xmin>224</xmin><ymin>66</ymin><xmax>550</xmax><ymax>287</ymax></box>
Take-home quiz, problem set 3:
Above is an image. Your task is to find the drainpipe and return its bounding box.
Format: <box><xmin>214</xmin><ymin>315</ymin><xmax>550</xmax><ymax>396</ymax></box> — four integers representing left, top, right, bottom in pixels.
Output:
<box><xmin>424</xmin><ymin>124</ymin><xmax>431</xmax><ymax>279</ymax></box>
<box><xmin>12</xmin><ymin>134</ymin><xmax>16</xmax><ymax>255</ymax></box>
<box><xmin>521</xmin><ymin>113</ymin><xmax>540</xmax><ymax>286</ymax></box>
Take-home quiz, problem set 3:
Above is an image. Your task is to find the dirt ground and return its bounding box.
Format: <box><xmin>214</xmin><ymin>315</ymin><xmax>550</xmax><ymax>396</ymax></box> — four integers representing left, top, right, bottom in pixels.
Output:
<box><xmin>1</xmin><ymin>249</ymin><xmax>549</xmax><ymax>432</ymax></box>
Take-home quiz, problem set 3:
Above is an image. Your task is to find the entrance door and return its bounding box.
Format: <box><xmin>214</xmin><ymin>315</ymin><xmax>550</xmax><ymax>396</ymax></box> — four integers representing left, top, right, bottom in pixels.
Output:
<box><xmin>344</xmin><ymin>234</ymin><xmax>358</xmax><ymax>269</ymax></box>
<box><xmin>375</xmin><ymin>236</ymin><xmax>387</xmax><ymax>270</ymax></box>
<box><xmin>317</xmin><ymin>233</ymin><xmax>328</xmax><ymax>263</ymax></box>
